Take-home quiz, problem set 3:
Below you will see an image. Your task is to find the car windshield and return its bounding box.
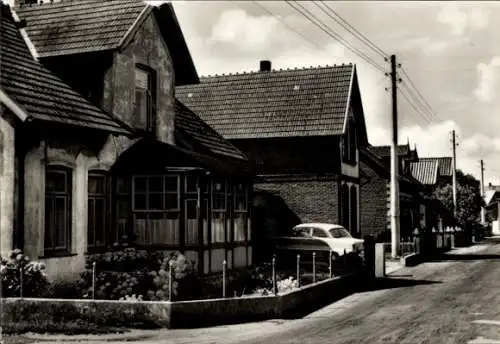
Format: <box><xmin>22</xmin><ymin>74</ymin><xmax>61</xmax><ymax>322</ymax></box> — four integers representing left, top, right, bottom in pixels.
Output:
<box><xmin>328</xmin><ymin>227</ymin><xmax>351</xmax><ymax>238</ymax></box>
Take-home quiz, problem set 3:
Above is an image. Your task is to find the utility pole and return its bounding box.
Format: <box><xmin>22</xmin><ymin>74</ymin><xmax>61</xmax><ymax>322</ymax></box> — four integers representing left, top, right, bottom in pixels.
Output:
<box><xmin>390</xmin><ymin>54</ymin><xmax>400</xmax><ymax>259</ymax></box>
<box><xmin>451</xmin><ymin>130</ymin><xmax>458</xmax><ymax>226</ymax></box>
<box><xmin>480</xmin><ymin>159</ymin><xmax>486</xmax><ymax>224</ymax></box>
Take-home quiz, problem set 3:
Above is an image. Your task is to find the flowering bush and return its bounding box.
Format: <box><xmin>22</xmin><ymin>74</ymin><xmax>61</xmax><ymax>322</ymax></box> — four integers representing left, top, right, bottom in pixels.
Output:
<box><xmin>252</xmin><ymin>276</ymin><xmax>299</xmax><ymax>296</ymax></box>
<box><xmin>1</xmin><ymin>249</ymin><xmax>51</xmax><ymax>298</ymax></box>
<box><xmin>78</xmin><ymin>250</ymin><xmax>195</xmax><ymax>301</ymax></box>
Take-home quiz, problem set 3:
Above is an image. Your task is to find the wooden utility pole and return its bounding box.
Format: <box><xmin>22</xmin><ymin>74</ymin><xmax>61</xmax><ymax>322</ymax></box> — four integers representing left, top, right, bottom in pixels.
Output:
<box><xmin>480</xmin><ymin>159</ymin><xmax>485</xmax><ymax>224</ymax></box>
<box><xmin>390</xmin><ymin>54</ymin><xmax>400</xmax><ymax>259</ymax></box>
<box><xmin>451</xmin><ymin>130</ymin><xmax>458</xmax><ymax>223</ymax></box>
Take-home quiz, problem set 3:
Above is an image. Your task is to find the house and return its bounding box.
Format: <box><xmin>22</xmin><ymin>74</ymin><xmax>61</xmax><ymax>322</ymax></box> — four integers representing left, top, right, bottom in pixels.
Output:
<box><xmin>484</xmin><ymin>184</ymin><xmax>500</xmax><ymax>234</ymax></box>
<box><xmin>360</xmin><ymin>143</ymin><xmax>454</xmax><ymax>241</ymax></box>
<box><xmin>409</xmin><ymin>156</ymin><xmax>454</xmax><ymax>230</ymax></box>
<box><xmin>2</xmin><ymin>0</ymin><xmax>253</xmax><ymax>280</ymax></box>
<box><xmin>359</xmin><ymin>145</ymin><xmax>423</xmax><ymax>241</ymax></box>
<box><xmin>177</xmin><ymin>61</ymin><xmax>370</xmax><ymax>246</ymax></box>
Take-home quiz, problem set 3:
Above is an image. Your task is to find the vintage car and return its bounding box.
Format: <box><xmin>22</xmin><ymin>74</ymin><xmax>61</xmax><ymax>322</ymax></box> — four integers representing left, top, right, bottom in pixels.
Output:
<box><xmin>270</xmin><ymin>223</ymin><xmax>364</xmax><ymax>267</ymax></box>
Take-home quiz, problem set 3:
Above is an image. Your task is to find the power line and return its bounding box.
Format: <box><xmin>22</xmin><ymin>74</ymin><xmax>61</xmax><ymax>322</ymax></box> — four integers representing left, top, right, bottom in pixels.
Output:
<box><xmin>400</xmin><ymin>67</ymin><xmax>442</xmax><ymax>123</ymax></box>
<box><xmin>399</xmin><ymin>83</ymin><xmax>436</xmax><ymax>124</ymax></box>
<box><xmin>286</xmin><ymin>1</ymin><xmax>386</xmax><ymax>73</ymax></box>
<box><xmin>252</xmin><ymin>1</ymin><xmax>326</xmax><ymax>52</ymax></box>
<box><xmin>314</xmin><ymin>0</ymin><xmax>388</xmax><ymax>59</ymax></box>
<box><xmin>398</xmin><ymin>87</ymin><xmax>433</xmax><ymax>125</ymax></box>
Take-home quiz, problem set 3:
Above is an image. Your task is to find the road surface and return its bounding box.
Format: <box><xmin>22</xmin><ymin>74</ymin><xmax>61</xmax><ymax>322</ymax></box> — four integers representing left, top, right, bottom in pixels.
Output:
<box><xmin>25</xmin><ymin>239</ymin><xmax>500</xmax><ymax>344</ymax></box>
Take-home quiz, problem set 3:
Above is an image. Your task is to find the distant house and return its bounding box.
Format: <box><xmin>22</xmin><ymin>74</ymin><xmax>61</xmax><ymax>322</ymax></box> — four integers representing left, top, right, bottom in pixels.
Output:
<box><xmin>360</xmin><ymin>144</ymin><xmax>423</xmax><ymax>240</ymax></box>
<box><xmin>409</xmin><ymin>156</ymin><xmax>454</xmax><ymax>230</ymax></box>
<box><xmin>360</xmin><ymin>143</ymin><xmax>454</xmax><ymax>240</ymax></box>
<box><xmin>485</xmin><ymin>184</ymin><xmax>500</xmax><ymax>234</ymax></box>
<box><xmin>177</xmin><ymin>61</ymin><xmax>370</xmax><ymax>243</ymax></box>
<box><xmin>2</xmin><ymin>0</ymin><xmax>254</xmax><ymax>280</ymax></box>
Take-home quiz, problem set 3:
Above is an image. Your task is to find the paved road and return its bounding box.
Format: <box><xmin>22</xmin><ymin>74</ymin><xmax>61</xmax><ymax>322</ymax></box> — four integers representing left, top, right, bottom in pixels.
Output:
<box><xmin>28</xmin><ymin>239</ymin><xmax>500</xmax><ymax>344</ymax></box>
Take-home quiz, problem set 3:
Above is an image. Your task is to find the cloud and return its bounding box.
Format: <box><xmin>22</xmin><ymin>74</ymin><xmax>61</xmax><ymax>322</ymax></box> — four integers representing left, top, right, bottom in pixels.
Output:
<box><xmin>210</xmin><ymin>9</ymin><xmax>281</xmax><ymax>52</ymax></box>
<box><xmin>437</xmin><ymin>5</ymin><xmax>489</xmax><ymax>35</ymax></box>
<box><xmin>474</xmin><ymin>56</ymin><xmax>500</xmax><ymax>102</ymax></box>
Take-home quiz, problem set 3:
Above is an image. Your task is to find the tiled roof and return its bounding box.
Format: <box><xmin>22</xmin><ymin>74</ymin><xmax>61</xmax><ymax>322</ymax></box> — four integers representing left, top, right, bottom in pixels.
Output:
<box><xmin>15</xmin><ymin>0</ymin><xmax>148</xmax><ymax>57</ymax></box>
<box><xmin>419</xmin><ymin>157</ymin><xmax>453</xmax><ymax>177</ymax></box>
<box><xmin>367</xmin><ymin>144</ymin><xmax>411</xmax><ymax>157</ymax></box>
<box><xmin>176</xmin><ymin>64</ymin><xmax>364</xmax><ymax>140</ymax></box>
<box><xmin>174</xmin><ymin>100</ymin><xmax>247</xmax><ymax>160</ymax></box>
<box><xmin>0</xmin><ymin>5</ymin><xmax>130</xmax><ymax>134</ymax></box>
<box><xmin>360</xmin><ymin>147</ymin><xmax>420</xmax><ymax>185</ymax></box>
<box><xmin>410</xmin><ymin>159</ymin><xmax>439</xmax><ymax>185</ymax></box>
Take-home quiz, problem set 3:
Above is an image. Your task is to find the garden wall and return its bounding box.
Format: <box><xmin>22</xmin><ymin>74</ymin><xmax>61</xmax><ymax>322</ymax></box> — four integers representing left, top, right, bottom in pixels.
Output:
<box><xmin>3</xmin><ymin>273</ymin><xmax>360</xmax><ymax>331</ymax></box>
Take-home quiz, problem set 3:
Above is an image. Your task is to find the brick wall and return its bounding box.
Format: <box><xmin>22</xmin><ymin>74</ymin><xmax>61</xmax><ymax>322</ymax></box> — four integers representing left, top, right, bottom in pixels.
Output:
<box><xmin>255</xmin><ymin>178</ymin><xmax>339</xmax><ymax>233</ymax></box>
<box><xmin>360</xmin><ymin>160</ymin><xmax>388</xmax><ymax>239</ymax></box>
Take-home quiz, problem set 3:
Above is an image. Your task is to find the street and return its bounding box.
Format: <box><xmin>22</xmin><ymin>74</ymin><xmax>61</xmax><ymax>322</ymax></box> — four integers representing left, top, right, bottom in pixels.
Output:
<box><xmin>16</xmin><ymin>239</ymin><xmax>500</xmax><ymax>344</ymax></box>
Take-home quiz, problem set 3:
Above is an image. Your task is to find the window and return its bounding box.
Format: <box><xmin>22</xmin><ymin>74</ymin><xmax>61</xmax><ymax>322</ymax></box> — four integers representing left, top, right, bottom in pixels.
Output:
<box><xmin>212</xmin><ymin>180</ymin><xmax>226</xmax><ymax>211</ymax></box>
<box><xmin>234</xmin><ymin>182</ymin><xmax>248</xmax><ymax>242</ymax></box>
<box><xmin>132</xmin><ymin>175</ymin><xmax>180</xmax><ymax>246</ymax></box>
<box><xmin>45</xmin><ymin>166</ymin><xmax>72</xmax><ymax>254</ymax></box>
<box><xmin>349</xmin><ymin>185</ymin><xmax>358</xmax><ymax>235</ymax></box>
<box><xmin>341</xmin><ymin>183</ymin><xmax>350</xmax><ymax>230</ymax></box>
<box><xmin>116</xmin><ymin>176</ymin><xmax>131</xmax><ymax>243</ymax></box>
<box><xmin>342</xmin><ymin>117</ymin><xmax>357</xmax><ymax>163</ymax></box>
<box><xmin>312</xmin><ymin>228</ymin><xmax>328</xmax><ymax>238</ymax></box>
<box><xmin>134</xmin><ymin>67</ymin><xmax>156</xmax><ymax>132</ymax></box>
<box><xmin>133</xmin><ymin>175</ymin><xmax>179</xmax><ymax>211</ymax></box>
<box><xmin>292</xmin><ymin>227</ymin><xmax>311</xmax><ymax>238</ymax></box>
<box><xmin>88</xmin><ymin>172</ymin><xmax>107</xmax><ymax>249</ymax></box>
<box><xmin>212</xmin><ymin>179</ymin><xmax>227</xmax><ymax>244</ymax></box>
<box><xmin>185</xmin><ymin>175</ymin><xmax>200</xmax><ymax>246</ymax></box>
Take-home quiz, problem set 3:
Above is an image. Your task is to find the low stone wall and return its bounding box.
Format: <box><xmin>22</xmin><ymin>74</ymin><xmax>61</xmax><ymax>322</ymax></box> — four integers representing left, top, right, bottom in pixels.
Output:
<box><xmin>3</xmin><ymin>298</ymin><xmax>171</xmax><ymax>330</ymax></box>
<box><xmin>3</xmin><ymin>273</ymin><xmax>360</xmax><ymax>330</ymax></box>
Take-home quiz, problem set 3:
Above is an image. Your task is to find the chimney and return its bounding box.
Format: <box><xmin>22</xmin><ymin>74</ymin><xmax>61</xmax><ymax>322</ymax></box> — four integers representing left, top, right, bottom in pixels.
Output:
<box><xmin>260</xmin><ymin>60</ymin><xmax>271</xmax><ymax>72</ymax></box>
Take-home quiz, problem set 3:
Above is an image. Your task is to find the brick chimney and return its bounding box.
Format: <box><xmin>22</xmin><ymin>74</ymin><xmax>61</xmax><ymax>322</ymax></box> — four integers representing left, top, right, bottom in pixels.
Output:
<box><xmin>260</xmin><ymin>60</ymin><xmax>271</xmax><ymax>72</ymax></box>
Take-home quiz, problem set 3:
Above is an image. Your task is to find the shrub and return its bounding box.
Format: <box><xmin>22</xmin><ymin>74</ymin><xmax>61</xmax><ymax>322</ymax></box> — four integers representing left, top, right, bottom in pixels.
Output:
<box><xmin>0</xmin><ymin>249</ymin><xmax>51</xmax><ymax>298</ymax></box>
<box><xmin>76</xmin><ymin>250</ymin><xmax>195</xmax><ymax>301</ymax></box>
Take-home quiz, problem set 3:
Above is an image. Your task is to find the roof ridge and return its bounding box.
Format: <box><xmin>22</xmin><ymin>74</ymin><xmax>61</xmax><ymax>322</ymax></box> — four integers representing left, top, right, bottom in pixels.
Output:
<box><xmin>16</xmin><ymin>0</ymin><xmax>141</xmax><ymax>9</ymax></box>
<box><xmin>198</xmin><ymin>62</ymin><xmax>354</xmax><ymax>79</ymax></box>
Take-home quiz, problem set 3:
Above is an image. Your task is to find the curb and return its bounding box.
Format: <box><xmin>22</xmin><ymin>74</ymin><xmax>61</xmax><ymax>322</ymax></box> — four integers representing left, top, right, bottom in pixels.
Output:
<box><xmin>22</xmin><ymin>330</ymin><xmax>158</xmax><ymax>342</ymax></box>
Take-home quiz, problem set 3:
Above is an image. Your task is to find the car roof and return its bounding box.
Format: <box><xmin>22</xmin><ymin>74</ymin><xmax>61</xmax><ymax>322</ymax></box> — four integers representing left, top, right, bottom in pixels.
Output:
<box><xmin>293</xmin><ymin>223</ymin><xmax>345</xmax><ymax>231</ymax></box>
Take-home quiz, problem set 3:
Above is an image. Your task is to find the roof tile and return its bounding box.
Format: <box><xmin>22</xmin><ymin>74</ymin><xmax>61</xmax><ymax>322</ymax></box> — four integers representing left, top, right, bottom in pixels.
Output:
<box><xmin>15</xmin><ymin>0</ymin><xmax>147</xmax><ymax>57</ymax></box>
<box><xmin>174</xmin><ymin>100</ymin><xmax>246</xmax><ymax>160</ymax></box>
<box><xmin>410</xmin><ymin>160</ymin><xmax>439</xmax><ymax>185</ymax></box>
<box><xmin>419</xmin><ymin>157</ymin><xmax>453</xmax><ymax>177</ymax></box>
<box><xmin>0</xmin><ymin>5</ymin><xmax>129</xmax><ymax>134</ymax></box>
<box><xmin>176</xmin><ymin>65</ymin><xmax>355</xmax><ymax>139</ymax></box>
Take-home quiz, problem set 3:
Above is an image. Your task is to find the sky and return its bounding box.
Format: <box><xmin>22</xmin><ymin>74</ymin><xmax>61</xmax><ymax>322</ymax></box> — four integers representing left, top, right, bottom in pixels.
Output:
<box><xmin>5</xmin><ymin>0</ymin><xmax>500</xmax><ymax>186</ymax></box>
<box><xmin>166</xmin><ymin>0</ymin><xmax>500</xmax><ymax>186</ymax></box>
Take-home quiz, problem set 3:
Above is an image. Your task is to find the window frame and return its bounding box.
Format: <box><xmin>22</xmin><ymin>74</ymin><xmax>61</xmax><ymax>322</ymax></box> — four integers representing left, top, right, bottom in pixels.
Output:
<box><xmin>342</xmin><ymin>117</ymin><xmax>357</xmax><ymax>164</ymax></box>
<box><xmin>87</xmin><ymin>171</ymin><xmax>108</xmax><ymax>250</ymax></box>
<box><xmin>134</xmin><ymin>65</ymin><xmax>157</xmax><ymax>133</ymax></box>
<box><xmin>132</xmin><ymin>175</ymin><xmax>180</xmax><ymax>212</ymax></box>
<box><xmin>44</xmin><ymin>165</ymin><xmax>73</xmax><ymax>255</ymax></box>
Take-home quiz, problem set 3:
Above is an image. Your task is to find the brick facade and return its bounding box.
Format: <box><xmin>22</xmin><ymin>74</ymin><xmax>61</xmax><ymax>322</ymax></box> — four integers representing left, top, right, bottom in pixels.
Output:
<box><xmin>359</xmin><ymin>160</ymin><xmax>389</xmax><ymax>240</ymax></box>
<box><xmin>254</xmin><ymin>178</ymin><xmax>339</xmax><ymax>235</ymax></box>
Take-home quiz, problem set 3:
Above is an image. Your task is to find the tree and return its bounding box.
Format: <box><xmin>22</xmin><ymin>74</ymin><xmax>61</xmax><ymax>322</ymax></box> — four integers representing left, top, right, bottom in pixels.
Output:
<box><xmin>433</xmin><ymin>170</ymin><xmax>484</xmax><ymax>226</ymax></box>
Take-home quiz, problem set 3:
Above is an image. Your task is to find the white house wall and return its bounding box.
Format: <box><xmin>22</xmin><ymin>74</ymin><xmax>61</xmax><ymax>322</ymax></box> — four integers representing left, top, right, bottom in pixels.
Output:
<box><xmin>0</xmin><ymin>115</ymin><xmax>15</xmax><ymax>257</ymax></box>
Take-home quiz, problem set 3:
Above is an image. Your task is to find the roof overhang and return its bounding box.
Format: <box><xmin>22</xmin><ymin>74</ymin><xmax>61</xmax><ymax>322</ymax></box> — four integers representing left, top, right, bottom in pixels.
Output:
<box><xmin>0</xmin><ymin>89</ymin><xmax>29</xmax><ymax>122</ymax></box>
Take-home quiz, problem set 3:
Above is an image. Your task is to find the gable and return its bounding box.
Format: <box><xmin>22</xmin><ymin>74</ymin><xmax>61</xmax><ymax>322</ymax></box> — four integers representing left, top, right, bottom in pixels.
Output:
<box><xmin>177</xmin><ymin>63</ymin><xmax>368</xmax><ymax>144</ymax></box>
<box><xmin>15</xmin><ymin>0</ymin><xmax>199</xmax><ymax>86</ymax></box>
<box><xmin>0</xmin><ymin>4</ymin><xmax>130</xmax><ymax>135</ymax></box>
